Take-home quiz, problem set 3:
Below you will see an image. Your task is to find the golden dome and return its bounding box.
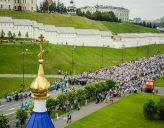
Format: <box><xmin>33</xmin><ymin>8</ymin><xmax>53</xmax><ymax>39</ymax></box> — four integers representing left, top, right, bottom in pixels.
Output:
<box><xmin>30</xmin><ymin>59</ymin><xmax>50</xmax><ymax>99</ymax></box>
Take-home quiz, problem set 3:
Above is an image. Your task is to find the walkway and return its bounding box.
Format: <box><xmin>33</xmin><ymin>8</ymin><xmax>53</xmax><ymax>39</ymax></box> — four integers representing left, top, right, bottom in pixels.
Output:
<box><xmin>52</xmin><ymin>96</ymin><xmax>125</xmax><ymax>128</ymax></box>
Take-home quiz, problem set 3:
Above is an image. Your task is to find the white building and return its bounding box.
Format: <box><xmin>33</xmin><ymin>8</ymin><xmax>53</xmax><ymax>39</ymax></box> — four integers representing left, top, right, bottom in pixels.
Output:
<box><xmin>67</xmin><ymin>0</ymin><xmax>76</xmax><ymax>15</ymax></box>
<box><xmin>0</xmin><ymin>16</ymin><xmax>164</xmax><ymax>48</ymax></box>
<box><xmin>80</xmin><ymin>5</ymin><xmax>130</xmax><ymax>22</ymax></box>
<box><xmin>0</xmin><ymin>0</ymin><xmax>37</xmax><ymax>11</ymax></box>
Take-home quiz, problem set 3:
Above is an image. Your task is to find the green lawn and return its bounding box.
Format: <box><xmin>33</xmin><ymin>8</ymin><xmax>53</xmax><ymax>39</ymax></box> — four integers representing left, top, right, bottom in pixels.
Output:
<box><xmin>0</xmin><ymin>43</ymin><xmax>164</xmax><ymax>75</ymax></box>
<box><xmin>65</xmin><ymin>93</ymin><xmax>164</xmax><ymax>128</ymax></box>
<box><xmin>102</xmin><ymin>21</ymin><xmax>161</xmax><ymax>35</ymax></box>
<box><xmin>0</xmin><ymin>77</ymin><xmax>60</xmax><ymax>99</ymax></box>
<box><xmin>154</xmin><ymin>76</ymin><xmax>164</xmax><ymax>87</ymax></box>
<box><xmin>0</xmin><ymin>11</ymin><xmax>161</xmax><ymax>34</ymax></box>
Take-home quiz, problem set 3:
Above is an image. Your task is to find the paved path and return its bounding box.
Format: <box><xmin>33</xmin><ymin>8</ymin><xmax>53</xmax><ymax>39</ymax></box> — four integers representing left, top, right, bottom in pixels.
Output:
<box><xmin>52</xmin><ymin>96</ymin><xmax>127</xmax><ymax>128</ymax></box>
<box><xmin>0</xmin><ymin>74</ymin><xmax>65</xmax><ymax>78</ymax></box>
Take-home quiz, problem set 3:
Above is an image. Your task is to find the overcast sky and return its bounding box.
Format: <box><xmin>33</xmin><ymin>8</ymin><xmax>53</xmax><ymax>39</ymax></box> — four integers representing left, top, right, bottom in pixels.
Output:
<box><xmin>57</xmin><ymin>0</ymin><xmax>164</xmax><ymax>20</ymax></box>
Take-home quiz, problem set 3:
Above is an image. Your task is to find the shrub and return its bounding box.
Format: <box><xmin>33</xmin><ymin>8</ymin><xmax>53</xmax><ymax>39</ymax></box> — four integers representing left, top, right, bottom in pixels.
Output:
<box><xmin>46</xmin><ymin>97</ymin><xmax>58</xmax><ymax>115</ymax></box>
<box><xmin>0</xmin><ymin>114</ymin><xmax>9</xmax><ymax>128</ymax></box>
<box><xmin>106</xmin><ymin>80</ymin><xmax>116</xmax><ymax>90</ymax></box>
<box><xmin>13</xmin><ymin>33</ymin><xmax>16</xmax><ymax>38</ymax></box>
<box><xmin>0</xmin><ymin>29</ymin><xmax>5</xmax><ymax>38</ymax></box>
<box><xmin>28</xmin><ymin>101</ymin><xmax>34</xmax><ymax>115</ymax></box>
<box><xmin>15</xmin><ymin>108</ymin><xmax>28</xmax><ymax>125</ymax></box>
<box><xmin>143</xmin><ymin>99</ymin><xmax>157</xmax><ymax>119</ymax></box>
<box><xmin>18</xmin><ymin>31</ymin><xmax>21</xmax><ymax>38</ymax></box>
<box><xmin>157</xmin><ymin>98</ymin><xmax>164</xmax><ymax>119</ymax></box>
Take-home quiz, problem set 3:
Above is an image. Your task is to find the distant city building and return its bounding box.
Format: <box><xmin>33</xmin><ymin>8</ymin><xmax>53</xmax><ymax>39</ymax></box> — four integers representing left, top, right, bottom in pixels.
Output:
<box><xmin>160</xmin><ymin>16</ymin><xmax>164</xmax><ymax>23</ymax></box>
<box><xmin>67</xmin><ymin>0</ymin><xmax>76</xmax><ymax>15</ymax></box>
<box><xmin>80</xmin><ymin>5</ymin><xmax>130</xmax><ymax>22</ymax></box>
<box><xmin>133</xmin><ymin>17</ymin><xmax>141</xmax><ymax>23</ymax></box>
<box><xmin>0</xmin><ymin>0</ymin><xmax>37</xmax><ymax>12</ymax></box>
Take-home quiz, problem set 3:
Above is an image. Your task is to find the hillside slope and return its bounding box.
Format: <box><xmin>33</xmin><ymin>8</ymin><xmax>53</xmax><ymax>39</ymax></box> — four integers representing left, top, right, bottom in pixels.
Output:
<box><xmin>0</xmin><ymin>11</ymin><xmax>162</xmax><ymax>34</ymax></box>
<box><xmin>0</xmin><ymin>43</ymin><xmax>163</xmax><ymax>75</ymax></box>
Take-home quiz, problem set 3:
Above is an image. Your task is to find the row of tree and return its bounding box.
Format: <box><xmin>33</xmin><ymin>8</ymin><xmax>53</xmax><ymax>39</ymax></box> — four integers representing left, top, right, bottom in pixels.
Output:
<box><xmin>0</xmin><ymin>29</ymin><xmax>29</xmax><ymax>38</ymax></box>
<box><xmin>133</xmin><ymin>21</ymin><xmax>157</xmax><ymax>28</ymax></box>
<box><xmin>39</xmin><ymin>0</ymin><xmax>67</xmax><ymax>14</ymax></box>
<box><xmin>143</xmin><ymin>98</ymin><xmax>164</xmax><ymax>120</ymax></box>
<box><xmin>85</xmin><ymin>11</ymin><xmax>121</xmax><ymax>22</ymax></box>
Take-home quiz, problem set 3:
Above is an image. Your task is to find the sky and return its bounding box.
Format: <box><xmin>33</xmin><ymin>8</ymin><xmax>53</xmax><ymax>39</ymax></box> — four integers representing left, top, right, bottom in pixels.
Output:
<box><xmin>55</xmin><ymin>0</ymin><xmax>164</xmax><ymax>20</ymax></box>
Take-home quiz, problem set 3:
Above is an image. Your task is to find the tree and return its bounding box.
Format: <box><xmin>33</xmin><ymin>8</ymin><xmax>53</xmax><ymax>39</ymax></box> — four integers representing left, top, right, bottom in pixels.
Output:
<box><xmin>143</xmin><ymin>99</ymin><xmax>157</xmax><ymax>119</ymax></box>
<box><xmin>56</xmin><ymin>93</ymin><xmax>67</xmax><ymax>109</ymax></box>
<box><xmin>94</xmin><ymin>82</ymin><xmax>103</xmax><ymax>95</ymax></box>
<box><xmin>18</xmin><ymin>31</ymin><xmax>21</xmax><ymax>38</ymax></box>
<box><xmin>157</xmin><ymin>98</ymin><xmax>164</xmax><ymax>119</ymax></box>
<box><xmin>0</xmin><ymin>114</ymin><xmax>9</xmax><ymax>128</ymax></box>
<box><xmin>25</xmin><ymin>32</ymin><xmax>29</xmax><ymax>38</ymax></box>
<box><xmin>15</xmin><ymin>108</ymin><xmax>28</xmax><ymax>127</ymax></box>
<box><xmin>8</xmin><ymin>31</ymin><xmax>12</xmax><ymax>38</ymax></box>
<box><xmin>106</xmin><ymin>80</ymin><xmax>116</xmax><ymax>90</ymax></box>
<box><xmin>28</xmin><ymin>102</ymin><xmax>34</xmax><ymax>115</ymax></box>
<box><xmin>0</xmin><ymin>29</ymin><xmax>5</xmax><ymax>38</ymax></box>
<box><xmin>13</xmin><ymin>33</ymin><xmax>16</xmax><ymax>38</ymax></box>
<box><xmin>67</xmin><ymin>91</ymin><xmax>76</xmax><ymax>104</ymax></box>
<box><xmin>84</xmin><ymin>84</ymin><xmax>95</xmax><ymax>98</ymax></box>
<box><xmin>76</xmin><ymin>88</ymin><xmax>87</xmax><ymax>102</ymax></box>
<box><xmin>56</xmin><ymin>0</ymin><xmax>60</xmax><ymax>12</ymax></box>
<box><xmin>46</xmin><ymin>97</ymin><xmax>58</xmax><ymax>115</ymax></box>
<box><xmin>153</xmin><ymin>24</ymin><xmax>157</xmax><ymax>28</ymax></box>
<box><xmin>86</xmin><ymin>11</ymin><xmax>91</xmax><ymax>19</ymax></box>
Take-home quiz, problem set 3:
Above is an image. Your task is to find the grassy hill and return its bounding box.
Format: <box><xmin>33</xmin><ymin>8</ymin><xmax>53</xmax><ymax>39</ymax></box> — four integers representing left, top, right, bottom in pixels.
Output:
<box><xmin>0</xmin><ymin>43</ymin><xmax>164</xmax><ymax>75</ymax></box>
<box><xmin>0</xmin><ymin>11</ymin><xmax>162</xmax><ymax>34</ymax></box>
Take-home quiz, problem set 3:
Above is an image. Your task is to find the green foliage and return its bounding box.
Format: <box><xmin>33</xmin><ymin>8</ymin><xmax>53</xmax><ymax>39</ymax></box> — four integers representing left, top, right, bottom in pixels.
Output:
<box><xmin>94</xmin><ymin>82</ymin><xmax>103</xmax><ymax>94</ymax></box>
<box><xmin>86</xmin><ymin>10</ymin><xmax>118</xmax><ymax>22</ymax></box>
<box><xmin>28</xmin><ymin>101</ymin><xmax>34</xmax><ymax>115</ymax></box>
<box><xmin>143</xmin><ymin>99</ymin><xmax>157</xmax><ymax>119</ymax></box>
<box><xmin>106</xmin><ymin>79</ymin><xmax>116</xmax><ymax>90</ymax></box>
<box><xmin>46</xmin><ymin>97</ymin><xmax>58</xmax><ymax>115</ymax></box>
<box><xmin>157</xmin><ymin>98</ymin><xmax>164</xmax><ymax>119</ymax></box>
<box><xmin>84</xmin><ymin>84</ymin><xmax>95</xmax><ymax>97</ymax></box>
<box><xmin>12</xmin><ymin>33</ymin><xmax>16</xmax><ymax>38</ymax></box>
<box><xmin>25</xmin><ymin>32</ymin><xmax>29</xmax><ymax>38</ymax></box>
<box><xmin>56</xmin><ymin>93</ymin><xmax>67</xmax><ymax>108</ymax></box>
<box><xmin>15</xmin><ymin>108</ymin><xmax>28</xmax><ymax>125</ymax></box>
<box><xmin>0</xmin><ymin>114</ymin><xmax>9</xmax><ymax>128</ymax></box>
<box><xmin>66</xmin><ymin>91</ymin><xmax>76</xmax><ymax>104</ymax></box>
<box><xmin>76</xmin><ymin>9</ymin><xmax>84</xmax><ymax>16</ymax></box>
<box><xmin>76</xmin><ymin>88</ymin><xmax>87</xmax><ymax>101</ymax></box>
<box><xmin>7</xmin><ymin>31</ymin><xmax>12</xmax><ymax>38</ymax></box>
<box><xmin>0</xmin><ymin>29</ymin><xmax>5</xmax><ymax>38</ymax></box>
<box><xmin>18</xmin><ymin>31</ymin><xmax>21</xmax><ymax>38</ymax></box>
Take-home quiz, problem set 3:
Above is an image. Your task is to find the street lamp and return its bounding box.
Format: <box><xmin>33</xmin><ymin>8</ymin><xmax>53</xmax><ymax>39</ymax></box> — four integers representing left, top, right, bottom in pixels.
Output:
<box><xmin>121</xmin><ymin>43</ymin><xmax>125</xmax><ymax>64</ymax></box>
<box><xmin>21</xmin><ymin>48</ymin><xmax>28</xmax><ymax>92</ymax></box>
<box><xmin>102</xmin><ymin>43</ymin><xmax>106</xmax><ymax>68</ymax></box>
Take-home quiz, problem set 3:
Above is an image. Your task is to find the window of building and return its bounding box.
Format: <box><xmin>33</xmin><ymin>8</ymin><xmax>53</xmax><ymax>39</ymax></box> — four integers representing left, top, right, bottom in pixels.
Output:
<box><xmin>23</xmin><ymin>0</ymin><xmax>24</xmax><ymax>3</ymax></box>
<box><xmin>15</xmin><ymin>0</ymin><xmax>16</xmax><ymax>3</ymax></box>
<box><xmin>15</xmin><ymin>6</ymin><xmax>16</xmax><ymax>9</ymax></box>
<box><xmin>25</xmin><ymin>0</ymin><xmax>26</xmax><ymax>3</ymax></box>
<box><xmin>31</xmin><ymin>7</ymin><xmax>33</xmax><ymax>10</ymax></box>
<box><xmin>18</xmin><ymin>0</ymin><xmax>19</xmax><ymax>3</ymax></box>
<box><xmin>9</xmin><ymin>5</ymin><xmax>10</xmax><ymax>9</ymax></box>
<box><xmin>31</xmin><ymin>0</ymin><xmax>33</xmax><ymax>4</ymax></box>
<box><xmin>1</xmin><ymin>4</ymin><xmax>3</xmax><ymax>8</ymax></box>
<box><xmin>8</xmin><ymin>0</ymin><xmax>10</xmax><ymax>2</ymax></box>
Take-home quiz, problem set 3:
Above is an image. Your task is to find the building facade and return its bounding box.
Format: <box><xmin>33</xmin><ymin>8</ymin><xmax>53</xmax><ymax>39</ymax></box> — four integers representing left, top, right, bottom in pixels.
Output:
<box><xmin>133</xmin><ymin>17</ymin><xmax>141</xmax><ymax>23</ymax></box>
<box><xmin>0</xmin><ymin>0</ymin><xmax>37</xmax><ymax>11</ymax></box>
<box><xmin>80</xmin><ymin>5</ymin><xmax>130</xmax><ymax>22</ymax></box>
<box><xmin>0</xmin><ymin>17</ymin><xmax>164</xmax><ymax>48</ymax></box>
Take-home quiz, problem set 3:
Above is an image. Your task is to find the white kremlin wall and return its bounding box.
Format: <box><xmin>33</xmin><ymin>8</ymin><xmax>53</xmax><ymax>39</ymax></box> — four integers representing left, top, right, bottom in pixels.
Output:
<box><xmin>0</xmin><ymin>17</ymin><xmax>164</xmax><ymax>48</ymax></box>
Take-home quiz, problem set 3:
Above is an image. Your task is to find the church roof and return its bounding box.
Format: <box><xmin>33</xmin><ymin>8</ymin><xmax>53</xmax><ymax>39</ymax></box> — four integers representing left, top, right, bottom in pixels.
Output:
<box><xmin>80</xmin><ymin>5</ymin><xmax>129</xmax><ymax>10</ymax></box>
<box><xmin>75</xmin><ymin>29</ymin><xmax>101</xmax><ymax>35</ymax></box>
<box><xmin>13</xmin><ymin>19</ymin><xmax>32</xmax><ymax>26</ymax></box>
<box><xmin>44</xmin><ymin>25</ymin><xmax>56</xmax><ymax>32</ymax></box>
<box><xmin>0</xmin><ymin>17</ymin><xmax>13</xmax><ymax>23</ymax></box>
<box><xmin>56</xmin><ymin>27</ymin><xmax>76</xmax><ymax>34</ymax></box>
<box><xmin>26</xmin><ymin>111</ymin><xmax>55</xmax><ymax>128</ymax></box>
<box><xmin>100</xmin><ymin>31</ymin><xmax>113</xmax><ymax>37</ymax></box>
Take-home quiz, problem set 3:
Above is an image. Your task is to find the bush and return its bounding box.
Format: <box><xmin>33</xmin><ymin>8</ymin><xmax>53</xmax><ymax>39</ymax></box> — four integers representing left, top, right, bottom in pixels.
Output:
<box><xmin>46</xmin><ymin>97</ymin><xmax>57</xmax><ymax>115</ymax></box>
<box><xmin>106</xmin><ymin>80</ymin><xmax>115</xmax><ymax>90</ymax></box>
<box><xmin>15</xmin><ymin>108</ymin><xmax>28</xmax><ymax>125</ymax></box>
<box><xmin>0</xmin><ymin>114</ymin><xmax>9</xmax><ymax>128</ymax></box>
<box><xmin>157</xmin><ymin>98</ymin><xmax>164</xmax><ymax>119</ymax></box>
<box><xmin>143</xmin><ymin>99</ymin><xmax>157</xmax><ymax>119</ymax></box>
<box><xmin>28</xmin><ymin>101</ymin><xmax>34</xmax><ymax>115</ymax></box>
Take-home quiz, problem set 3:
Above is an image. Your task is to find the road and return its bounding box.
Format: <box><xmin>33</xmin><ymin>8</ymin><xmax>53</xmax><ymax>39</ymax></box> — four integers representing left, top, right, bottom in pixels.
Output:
<box><xmin>0</xmin><ymin>74</ymin><xmax>65</xmax><ymax>78</ymax></box>
<box><xmin>0</xmin><ymin>84</ymin><xmax>80</xmax><ymax>128</ymax></box>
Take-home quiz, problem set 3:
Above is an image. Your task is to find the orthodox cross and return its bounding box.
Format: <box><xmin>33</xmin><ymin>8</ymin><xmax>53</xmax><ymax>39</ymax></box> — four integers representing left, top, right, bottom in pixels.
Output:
<box><xmin>34</xmin><ymin>34</ymin><xmax>49</xmax><ymax>59</ymax></box>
